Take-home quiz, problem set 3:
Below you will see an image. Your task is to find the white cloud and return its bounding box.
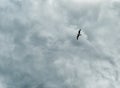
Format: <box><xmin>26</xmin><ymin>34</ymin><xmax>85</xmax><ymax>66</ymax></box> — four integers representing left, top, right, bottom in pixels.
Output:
<box><xmin>70</xmin><ymin>0</ymin><xmax>106</xmax><ymax>4</ymax></box>
<box><xmin>0</xmin><ymin>0</ymin><xmax>120</xmax><ymax>88</ymax></box>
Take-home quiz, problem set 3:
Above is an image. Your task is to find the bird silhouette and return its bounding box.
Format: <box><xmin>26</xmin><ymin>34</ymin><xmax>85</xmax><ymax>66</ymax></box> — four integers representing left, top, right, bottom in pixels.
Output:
<box><xmin>76</xmin><ymin>29</ymin><xmax>81</xmax><ymax>40</ymax></box>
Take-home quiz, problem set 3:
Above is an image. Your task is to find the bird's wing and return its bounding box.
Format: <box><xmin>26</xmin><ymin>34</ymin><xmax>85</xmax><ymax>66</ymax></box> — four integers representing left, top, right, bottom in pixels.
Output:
<box><xmin>77</xmin><ymin>35</ymin><xmax>79</xmax><ymax>40</ymax></box>
<box><xmin>76</xmin><ymin>33</ymin><xmax>79</xmax><ymax>40</ymax></box>
<box><xmin>79</xmin><ymin>29</ymin><xmax>81</xmax><ymax>33</ymax></box>
<box><xmin>78</xmin><ymin>30</ymin><xmax>80</xmax><ymax>34</ymax></box>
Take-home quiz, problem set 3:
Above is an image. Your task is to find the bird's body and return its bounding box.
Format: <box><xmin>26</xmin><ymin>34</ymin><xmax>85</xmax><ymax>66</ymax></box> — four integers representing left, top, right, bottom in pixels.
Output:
<box><xmin>77</xmin><ymin>29</ymin><xmax>81</xmax><ymax>40</ymax></box>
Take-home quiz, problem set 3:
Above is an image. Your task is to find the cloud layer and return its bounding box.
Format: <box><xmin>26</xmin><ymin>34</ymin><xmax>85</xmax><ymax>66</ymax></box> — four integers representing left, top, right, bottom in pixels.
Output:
<box><xmin>0</xmin><ymin>0</ymin><xmax>120</xmax><ymax>88</ymax></box>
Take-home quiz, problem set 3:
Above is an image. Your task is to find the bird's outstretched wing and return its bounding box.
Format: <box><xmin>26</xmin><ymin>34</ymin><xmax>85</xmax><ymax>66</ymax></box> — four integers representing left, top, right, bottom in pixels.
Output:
<box><xmin>79</xmin><ymin>29</ymin><xmax>81</xmax><ymax>33</ymax></box>
<box><xmin>77</xmin><ymin>34</ymin><xmax>79</xmax><ymax>40</ymax></box>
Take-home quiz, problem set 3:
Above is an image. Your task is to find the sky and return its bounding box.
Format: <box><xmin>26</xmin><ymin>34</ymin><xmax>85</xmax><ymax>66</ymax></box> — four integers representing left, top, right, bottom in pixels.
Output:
<box><xmin>0</xmin><ymin>0</ymin><xmax>120</xmax><ymax>88</ymax></box>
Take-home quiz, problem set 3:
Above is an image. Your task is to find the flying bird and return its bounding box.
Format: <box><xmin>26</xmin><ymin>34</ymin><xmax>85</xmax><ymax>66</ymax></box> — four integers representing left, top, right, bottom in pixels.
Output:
<box><xmin>76</xmin><ymin>29</ymin><xmax>81</xmax><ymax>40</ymax></box>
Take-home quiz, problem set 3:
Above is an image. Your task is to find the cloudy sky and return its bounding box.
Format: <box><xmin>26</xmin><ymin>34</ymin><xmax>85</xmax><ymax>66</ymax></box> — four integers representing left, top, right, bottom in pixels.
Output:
<box><xmin>0</xmin><ymin>0</ymin><xmax>120</xmax><ymax>88</ymax></box>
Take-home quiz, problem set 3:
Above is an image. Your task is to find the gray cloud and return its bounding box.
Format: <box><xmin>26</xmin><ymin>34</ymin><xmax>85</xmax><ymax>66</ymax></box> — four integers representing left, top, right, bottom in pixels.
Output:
<box><xmin>0</xmin><ymin>0</ymin><xmax>120</xmax><ymax>88</ymax></box>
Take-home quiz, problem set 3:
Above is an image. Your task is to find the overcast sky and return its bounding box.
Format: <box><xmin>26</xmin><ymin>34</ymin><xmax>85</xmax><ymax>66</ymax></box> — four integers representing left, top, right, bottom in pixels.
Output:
<box><xmin>0</xmin><ymin>0</ymin><xmax>120</xmax><ymax>88</ymax></box>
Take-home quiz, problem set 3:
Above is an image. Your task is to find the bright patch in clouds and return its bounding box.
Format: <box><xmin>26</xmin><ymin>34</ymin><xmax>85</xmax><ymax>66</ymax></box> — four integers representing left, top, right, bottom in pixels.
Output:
<box><xmin>71</xmin><ymin>0</ymin><xmax>106</xmax><ymax>3</ymax></box>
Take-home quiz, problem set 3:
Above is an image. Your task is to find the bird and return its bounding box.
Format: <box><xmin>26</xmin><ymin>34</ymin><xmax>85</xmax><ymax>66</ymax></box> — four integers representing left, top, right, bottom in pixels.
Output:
<box><xmin>76</xmin><ymin>29</ymin><xmax>81</xmax><ymax>40</ymax></box>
